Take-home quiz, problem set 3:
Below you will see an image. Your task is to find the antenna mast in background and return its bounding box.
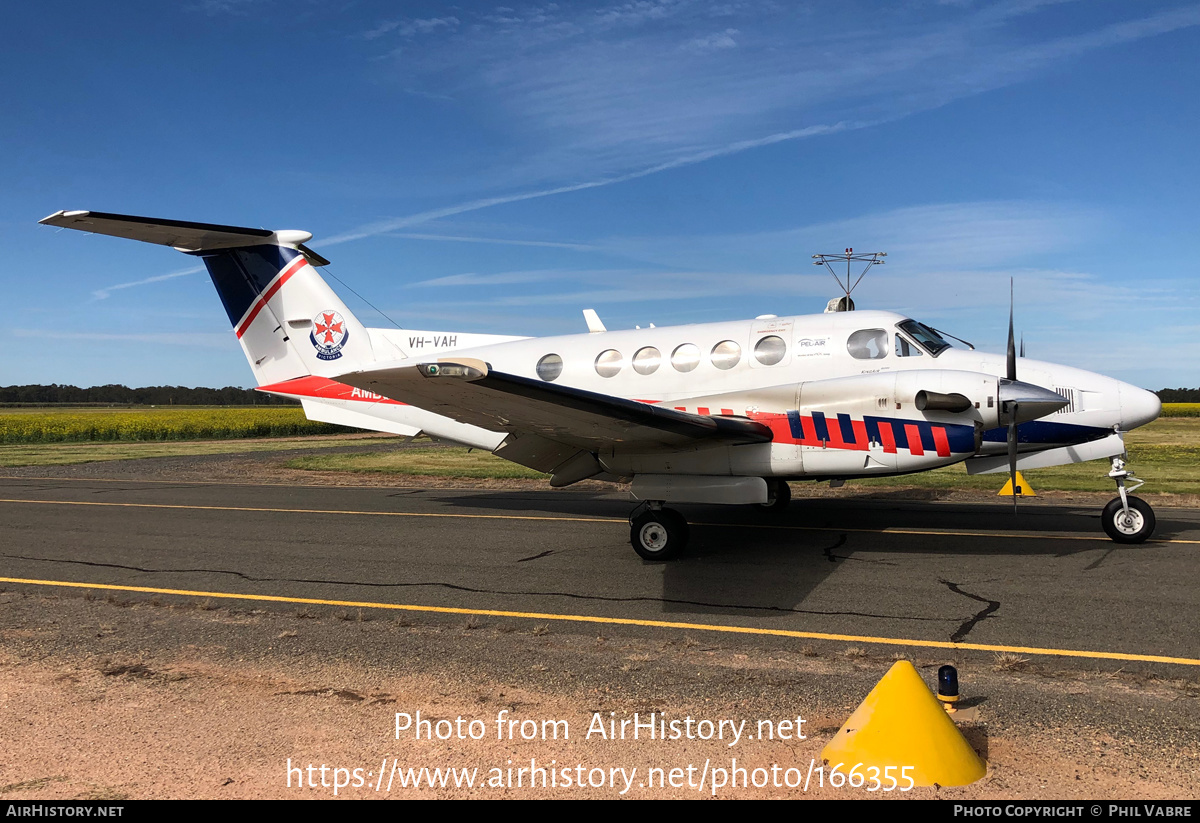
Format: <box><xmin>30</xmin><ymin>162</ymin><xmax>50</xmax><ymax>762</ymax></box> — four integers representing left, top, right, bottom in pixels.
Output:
<box><xmin>813</xmin><ymin>248</ymin><xmax>886</xmax><ymax>312</ymax></box>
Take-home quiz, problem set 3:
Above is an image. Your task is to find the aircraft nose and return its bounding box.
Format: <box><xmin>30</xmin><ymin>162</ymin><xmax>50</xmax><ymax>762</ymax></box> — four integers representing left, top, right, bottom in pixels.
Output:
<box><xmin>1119</xmin><ymin>384</ymin><xmax>1161</xmax><ymax>430</ymax></box>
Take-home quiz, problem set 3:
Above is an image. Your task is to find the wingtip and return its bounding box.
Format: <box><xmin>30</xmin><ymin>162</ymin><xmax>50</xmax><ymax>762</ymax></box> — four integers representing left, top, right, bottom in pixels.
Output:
<box><xmin>38</xmin><ymin>209</ymin><xmax>89</xmax><ymax>226</ymax></box>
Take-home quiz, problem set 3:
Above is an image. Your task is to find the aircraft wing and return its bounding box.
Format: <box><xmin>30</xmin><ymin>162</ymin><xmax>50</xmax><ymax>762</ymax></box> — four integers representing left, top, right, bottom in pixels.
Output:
<box><xmin>334</xmin><ymin>359</ymin><xmax>773</xmax><ymax>456</ymax></box>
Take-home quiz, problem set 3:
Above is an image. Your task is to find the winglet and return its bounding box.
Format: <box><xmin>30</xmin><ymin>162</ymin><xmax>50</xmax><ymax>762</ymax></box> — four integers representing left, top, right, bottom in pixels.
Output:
<box><xmin>583</xmin><ymin>309</ymin><xmax>607</xmax><ymax>333</ymax></box>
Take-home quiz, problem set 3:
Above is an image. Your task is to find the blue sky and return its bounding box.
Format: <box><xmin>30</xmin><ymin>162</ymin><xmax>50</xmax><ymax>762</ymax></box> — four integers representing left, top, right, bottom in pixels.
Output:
<box><xmin>6</xmin><ymin>0</ymin><xmax>1198</xmax><ymax>390</ymax></box>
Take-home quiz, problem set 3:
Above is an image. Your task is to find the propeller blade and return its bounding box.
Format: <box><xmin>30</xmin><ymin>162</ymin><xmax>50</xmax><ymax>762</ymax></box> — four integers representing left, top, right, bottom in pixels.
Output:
<box><xmin>1008</xmin><ymin>402</ymin><xmax>1020</xmax><ymax>515</ymax></box>
<box><xmin>1006</xmin><ymin>279</ymin><xmax>1017</xmax><ymax>381</ymax></box>
<box><xmin>1019</xmin><ymin>333</ymin><xmax>1025</xmax><ymax>359</ymax></box>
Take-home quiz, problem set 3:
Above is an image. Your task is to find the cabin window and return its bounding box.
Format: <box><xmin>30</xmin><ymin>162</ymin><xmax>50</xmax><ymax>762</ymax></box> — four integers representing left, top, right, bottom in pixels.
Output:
<box><xmin>711</xmin><ymin>340</ymin><xmax>742</xmax><ymax>370</ymax></box>
<box><xmin>595</xmin><ymin>349</ymin><xmax>624</xmax><ymax>378</ymax></box>
<box><xmin>536</xmin><ymin>353</ymin><xmax>563</xmax><ymax>381</ymax></box>
<box><xmin>895</xmin><ymin>334</ymin><xmax>923</xmax><ymax>357</ymax></box>
<box><xmin>754</xmin><ymin>335</ymin><xmax>786</xmax><ymax>366</ymax></box>
<box><xmin>671</xmin><ymin>343</ymin><xmax>701</xmax><ymax>373</ymax></box>
<box><xmin>847</xmin><ymin>329</ymin><xmax>888</xmax><ymax>360</ymax></box>
<box><xmin>633</xmin><ymin>346</ymin><xmax>661</xmax><ymax>375</ymax></box>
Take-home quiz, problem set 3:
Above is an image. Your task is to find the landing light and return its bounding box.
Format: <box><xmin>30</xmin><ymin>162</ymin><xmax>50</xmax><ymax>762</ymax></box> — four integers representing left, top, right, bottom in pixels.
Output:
<box><xmin>418</xmin><ymin>363</ymin><xmax>482</xmax><ymax>379</ymax></box>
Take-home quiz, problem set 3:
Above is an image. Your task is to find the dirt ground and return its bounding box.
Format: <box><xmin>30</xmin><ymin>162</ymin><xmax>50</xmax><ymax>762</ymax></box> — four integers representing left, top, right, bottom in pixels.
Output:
<box><xmin>1</xmin><ymin>588</ymin><xmax>1197</xmax><ymax>801</ymax></box>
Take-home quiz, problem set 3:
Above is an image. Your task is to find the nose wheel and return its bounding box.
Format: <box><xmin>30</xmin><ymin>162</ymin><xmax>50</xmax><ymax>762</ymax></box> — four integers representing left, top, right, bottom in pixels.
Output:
<box><xmin>1103</xmin><ymin>456</ymin><xmax>1155</xmax><ymax>543</ymax></box>
<box><xmin>630</xmin><ymin>503</ymin><xmax>689</xmax><ymax>561</ymax></box>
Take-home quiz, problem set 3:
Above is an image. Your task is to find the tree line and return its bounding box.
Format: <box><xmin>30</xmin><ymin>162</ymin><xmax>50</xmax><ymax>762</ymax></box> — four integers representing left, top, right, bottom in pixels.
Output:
<box><xmin>0</xmin><ymin>384</ymin><xmax>299</xmax><ymax>406</ymax></box>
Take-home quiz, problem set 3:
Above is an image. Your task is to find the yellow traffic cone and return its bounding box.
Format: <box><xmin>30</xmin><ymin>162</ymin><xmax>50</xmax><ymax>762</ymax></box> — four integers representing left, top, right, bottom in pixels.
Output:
<box><xmin>998</xmin><ymin>471</ymin><xmax>1035</xmax><ymax>497</ymax></box>
<box><xmin>821</xmin><ymin>660</ymin><xmax>986</xmax><ymax>787</ymax></box>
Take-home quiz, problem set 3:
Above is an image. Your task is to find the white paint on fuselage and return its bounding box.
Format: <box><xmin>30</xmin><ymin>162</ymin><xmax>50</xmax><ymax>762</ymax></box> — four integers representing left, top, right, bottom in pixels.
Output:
<box><xmin>373</xmin><ymin>309</ymin><xmax>1140</xmax><ymax>435</ymax></box>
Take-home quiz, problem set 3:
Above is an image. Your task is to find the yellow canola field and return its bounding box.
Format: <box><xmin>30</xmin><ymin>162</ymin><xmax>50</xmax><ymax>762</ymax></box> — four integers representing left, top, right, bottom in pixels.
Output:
<box><xmin>0</xmin><ymin>408</ymin><xmax>347</xmax><ymax>443</ymax></box>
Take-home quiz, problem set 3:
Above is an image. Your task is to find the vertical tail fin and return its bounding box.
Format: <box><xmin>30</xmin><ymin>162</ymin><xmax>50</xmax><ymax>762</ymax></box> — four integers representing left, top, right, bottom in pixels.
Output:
<box><xmin>196</xmin><ymin>243</ymin><xmax>375</xmax><ymax>384</ymax></box>
<box><xmin>38</xmin><ymin>210</ymin><xmax>376</xmax><ymax>385</ymax></box>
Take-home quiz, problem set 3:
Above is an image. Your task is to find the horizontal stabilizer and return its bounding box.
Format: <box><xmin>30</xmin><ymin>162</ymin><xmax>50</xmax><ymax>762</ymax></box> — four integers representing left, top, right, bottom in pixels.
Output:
<box><xmin>39</xmin><ymin>210</ymin><xmax>328</xmax><ymax>263</ymax></box>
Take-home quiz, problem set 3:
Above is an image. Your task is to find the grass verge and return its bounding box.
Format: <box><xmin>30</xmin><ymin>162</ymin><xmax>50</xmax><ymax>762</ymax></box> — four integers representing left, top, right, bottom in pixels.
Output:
<box><xmin>0</xmin><ymin>436</ymin><xmax>400</xmax><ymax>468</ymax></box>
<box><xmin>286</xmin><ymin>447</ymin><xmax>547</xmax><ymax>479</ymax></box>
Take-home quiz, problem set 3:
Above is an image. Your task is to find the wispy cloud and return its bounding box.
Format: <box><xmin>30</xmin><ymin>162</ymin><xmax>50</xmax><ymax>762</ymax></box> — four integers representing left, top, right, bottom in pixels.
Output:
<box><xmin>318</xmin><ymin>120</ymin><xmax>851</xmax><ymax>246</ymax></box>
<box><xmin>387</xmin><ymin>233</ymin><xmax>597</xmax><ymax>251</ymax></box>
<box><xmin>363</xmin><ymin>16</ymin><xmax>460</xmax><ymax>41</ymax></box>
<box><xmin>90</xmin><ymin>266</ymin><xmax>206</xmax><ymax>301</ymax></box>
<box><xmin>334</xmin><ymin>2</ymin><xmax>1200</xmax><ymax>244</ymax></box>
<box><xmin>14</xmin><ymin>329</ymin><xmax>231</xmax><ymax>348</ymax></box>
<box><xmin>188</xmin><ymin>0</ymin><xmax>267</xmax><ymax>17</ymax></box>
<box><xmin>680</xmin><ymin>27</ymin><xmax>739</xmax><ymax>52</ymax></box>
<box><xmin>603</xmin><ymin>200</ymin><xmax>1105</xmax><ymax>272</ymax></box>
<box><xmin>409</xmin><ymin>269</ymin><xmax>605</xmax><ymax>288</ymax></box>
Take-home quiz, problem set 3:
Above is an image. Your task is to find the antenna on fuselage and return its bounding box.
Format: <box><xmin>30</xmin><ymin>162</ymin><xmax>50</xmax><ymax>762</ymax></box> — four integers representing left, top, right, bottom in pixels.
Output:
<box><xmin>813</xmin><ymin>248</ymin><xmax>886</xmax><ymax>312</ymax></box>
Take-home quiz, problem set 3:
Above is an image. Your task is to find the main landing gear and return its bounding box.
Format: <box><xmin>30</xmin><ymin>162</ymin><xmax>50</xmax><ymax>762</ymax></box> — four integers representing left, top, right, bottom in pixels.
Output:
<box><xmin>760</xmin><ymin>479</ymin><xmax>791</xmax><ymax>512</ymax></box>
<box><xmin>1103</xmin><ymin>455</ymin><xmax>1155</xmax><ymax>543</ymax></box>
<box><xmin>629</xmin><ymin>480</ymin><xmax>791</xmax><ymax>560</ymax></box>
<box><xmin>629</xmin><ymin>502</ymin><xmax>689</xmax><ymax>561</ymax></box>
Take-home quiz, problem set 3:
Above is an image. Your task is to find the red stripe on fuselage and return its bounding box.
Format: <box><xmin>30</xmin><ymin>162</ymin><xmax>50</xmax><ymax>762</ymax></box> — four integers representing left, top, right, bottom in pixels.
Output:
<box><xmin>904</xmin><ymin>424</ymin><xmax>924</xmax><ymax>456</ymax></box>
<box><xmin>800</xmin><ymin>415</ymin><xmax>819</xmax><ymax>445</ymax></box>
<box><xmin>931</xmin><ymin>426</ymin><xmax>951</xmax><ymax>457</ymax></box>
<box><xmin>235</xmin><ymin>256</ymin><xmax>309</xmax><ymax>339</ymax></box>
<box><xmin>851</xmin><ymin>419</ymin><xmax>869</xmax><ymax>451</ymax></box>
<box><xmin>256</xmin><ymin>375</ymin><xmax>407</xmax><ymax>405</ymax></box>
<box><xmin>877</xmin><ymin>421</ymin><xmax>897</xmax><ymax>453</ymax></box>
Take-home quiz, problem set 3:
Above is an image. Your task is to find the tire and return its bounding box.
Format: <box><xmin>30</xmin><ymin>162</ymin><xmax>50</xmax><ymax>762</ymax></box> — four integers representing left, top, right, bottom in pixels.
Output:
<box><xmin>1101</xmin><ymin>495</ymin><xmax>1155</xmax><ymax>544</ymax></box>
<box><xmin>630</xmin><ymin>509</ymin><xmax>689</xmax><ymax>561</ymax></box>
<box><xmin>760</xmin><ymin>480</ymin><xmax>791</xmax><ymax>511</ymax></box>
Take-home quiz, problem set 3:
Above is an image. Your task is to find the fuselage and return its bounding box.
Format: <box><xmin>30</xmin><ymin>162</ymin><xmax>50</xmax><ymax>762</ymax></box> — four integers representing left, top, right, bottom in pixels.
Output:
<box><xmin>337</xmin><ymin>308</ymin><xmax>1160</xmax><ymax>481</ymax></box>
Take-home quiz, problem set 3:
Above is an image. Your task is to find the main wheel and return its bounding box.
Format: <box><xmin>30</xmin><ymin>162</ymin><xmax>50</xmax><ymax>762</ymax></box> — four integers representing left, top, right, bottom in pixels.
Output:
<box><xmin>1101</xmin><ymin>495</ymin><xmax>1155</xmax><ymax>543</ymax></box>
<box><xmin>630</xmin><ymin>509</ymin><xmax>689</xmax><ymax>561</ymax></box>
<box><xmin>760</xmin><ymin>480</ymin><xmax>791</xmax><ymax>511</ymax></box>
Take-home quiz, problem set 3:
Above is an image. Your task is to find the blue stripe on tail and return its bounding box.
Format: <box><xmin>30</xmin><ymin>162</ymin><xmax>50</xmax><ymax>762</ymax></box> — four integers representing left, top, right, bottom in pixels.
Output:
<box><xmin>191</xmin><ymin>246</ymin><xmax>301</xmax><ymax>328</ymax></box>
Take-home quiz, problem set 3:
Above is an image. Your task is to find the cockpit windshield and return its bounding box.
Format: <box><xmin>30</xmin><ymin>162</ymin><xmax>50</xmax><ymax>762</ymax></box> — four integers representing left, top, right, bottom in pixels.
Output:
<box><xmin>896</xmin><ymin>320</ymin><xmax>952</xmax><ymax>356</ymax></box>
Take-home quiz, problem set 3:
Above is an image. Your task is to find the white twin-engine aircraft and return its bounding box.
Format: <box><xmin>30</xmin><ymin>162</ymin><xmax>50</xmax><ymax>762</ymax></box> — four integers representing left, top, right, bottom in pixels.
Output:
<box><xmin>41</xmin><ymin>211</ymin><xmax>1163</xmax><ymax>559</ymax></box>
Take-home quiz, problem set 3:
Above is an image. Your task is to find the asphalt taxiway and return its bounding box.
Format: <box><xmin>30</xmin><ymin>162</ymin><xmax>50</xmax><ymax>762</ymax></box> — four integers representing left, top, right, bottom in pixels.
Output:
<box><xmin>1</xmin><ymin>476</ymin><xmax>1198</xmax><ymax>669</ymax></box>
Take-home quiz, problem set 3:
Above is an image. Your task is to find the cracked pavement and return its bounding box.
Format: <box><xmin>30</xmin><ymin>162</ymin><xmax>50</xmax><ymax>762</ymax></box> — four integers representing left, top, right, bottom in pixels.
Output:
<box><xmin>1</xmin><ymin>475</ymin><xmax>1198</xmax><ymax>669</ymax></box>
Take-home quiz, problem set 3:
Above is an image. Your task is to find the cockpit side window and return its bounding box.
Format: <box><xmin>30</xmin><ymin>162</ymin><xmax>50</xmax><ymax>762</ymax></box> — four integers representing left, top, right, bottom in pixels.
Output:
<box><xmin>847</xmin><ymin>329</ymin><xmax>888</xmax><ymax>360</ymax></box>
<box><xmin>896</xmin><ymin>320</ymin><xmax>952</xmax><ymax>356</ymax></box>
<box><xmin>895</xmin><ymin>334</ymin><xmax>922</xmax><ymax>357</ymax></box>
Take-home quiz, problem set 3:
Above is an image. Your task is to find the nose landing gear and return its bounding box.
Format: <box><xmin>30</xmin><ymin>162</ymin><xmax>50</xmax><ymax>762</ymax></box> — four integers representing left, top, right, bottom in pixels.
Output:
<box><xmin>1103</xmin><ymin>455</ymin><xmax>1155</xmax><ymax>543</ymax></box>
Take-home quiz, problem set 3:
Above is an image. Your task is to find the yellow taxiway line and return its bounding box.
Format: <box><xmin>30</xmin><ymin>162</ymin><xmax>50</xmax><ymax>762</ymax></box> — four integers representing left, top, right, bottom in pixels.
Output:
<box><xmin>0</xmin><ymin>496</ymin><xmax>1197</xmax><ymax>543</ymax></box>
<box><xmin>2</xmin><ymin>575</ymin><xmax>1198</xmax><ymax>667</ymax></box>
